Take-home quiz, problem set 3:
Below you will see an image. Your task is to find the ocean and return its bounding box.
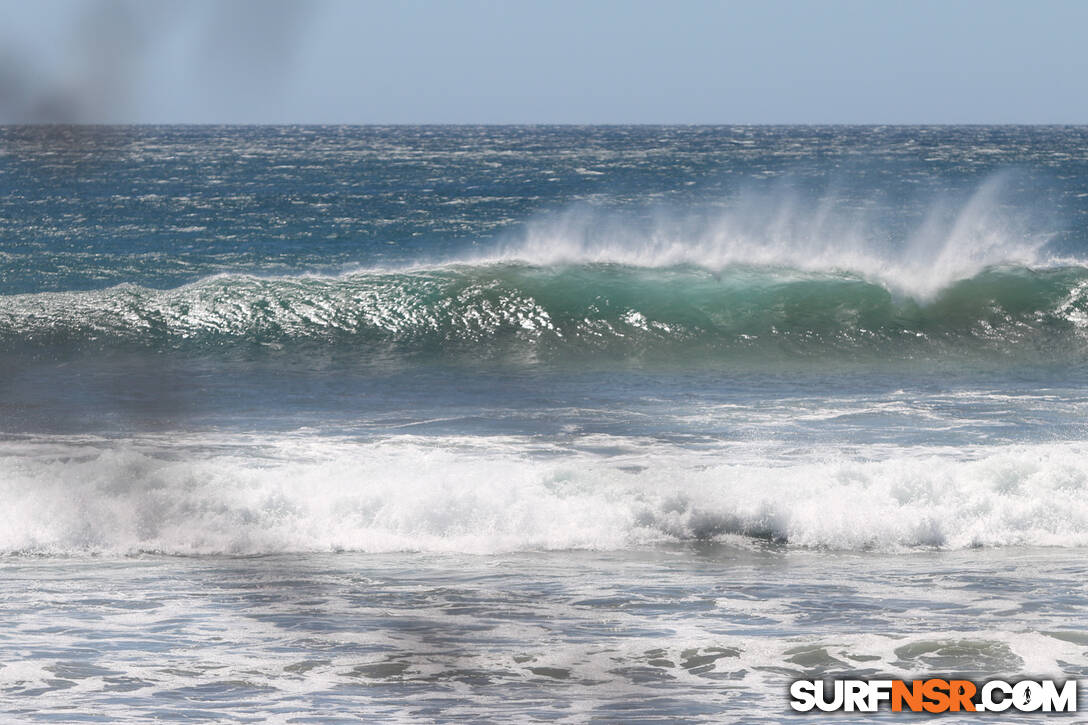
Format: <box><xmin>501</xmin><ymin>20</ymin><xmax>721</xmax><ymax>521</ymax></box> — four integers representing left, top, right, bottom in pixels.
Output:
<box><xmin>2</xmin><ymin>125</ymin><xmax>1087</xmax><ymax>722</ymax></box>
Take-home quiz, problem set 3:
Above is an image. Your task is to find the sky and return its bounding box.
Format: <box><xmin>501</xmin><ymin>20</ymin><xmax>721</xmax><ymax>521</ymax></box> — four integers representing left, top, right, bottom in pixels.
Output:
<box><xmin>1</xmin><ymin>0</ymin><xmax>1086</xmax><ymax>124</ymax></box>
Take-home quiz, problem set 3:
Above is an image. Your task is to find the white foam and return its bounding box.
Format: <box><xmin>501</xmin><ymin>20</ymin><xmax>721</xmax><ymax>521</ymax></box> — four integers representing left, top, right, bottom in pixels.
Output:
<box><xmin>2</xmin><ymin>434</ymin><xmax>1088</xmax><ymax>556</ymax></box>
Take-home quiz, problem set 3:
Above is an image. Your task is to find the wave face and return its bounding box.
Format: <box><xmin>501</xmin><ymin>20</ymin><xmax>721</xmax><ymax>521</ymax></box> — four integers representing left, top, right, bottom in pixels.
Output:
<box><xmin>4</xmin><ymin>436</ymin><xmax>1088</xmax><ymax>556</ymax></box>
<box><xmin>3</xmin><ymin>262</ymin><xmax>1087</xmax><ymax>365</ymax></box>
<box><xmin>3</xmin><ymin>138</ymin><xmax>1085</xmax><ymax>367</ymax></box>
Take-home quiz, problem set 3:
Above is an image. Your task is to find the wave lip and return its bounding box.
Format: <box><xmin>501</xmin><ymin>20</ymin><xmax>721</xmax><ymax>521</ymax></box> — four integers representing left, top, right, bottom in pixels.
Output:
<box><xmin>3</xmin><ymin>436</ymin><xmax>1088</xmax><ymax>556</ymax></box>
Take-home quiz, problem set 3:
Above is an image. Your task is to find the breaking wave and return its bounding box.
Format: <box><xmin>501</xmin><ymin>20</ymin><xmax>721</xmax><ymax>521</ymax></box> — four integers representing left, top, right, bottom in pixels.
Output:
<box><xmin>2</xmin><ymin>262</ymin><xmax>1087</xmax><ymax>365</ymax></box>
<box><xmin>2</xmin><ymin>175</ymin><xmax>1085</xmax><ymax>365</ymax></box>
<box><xmin>3</xmin><ymin>435</ymin><xmax>1088</xmax><ymax>556</ymax></box>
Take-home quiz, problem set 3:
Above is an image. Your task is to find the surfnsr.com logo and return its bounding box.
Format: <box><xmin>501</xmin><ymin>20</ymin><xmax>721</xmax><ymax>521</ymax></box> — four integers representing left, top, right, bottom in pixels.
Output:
<box><xmin>790</xmin><ymin>679</ymin><xmax>1078</xmax><ymax>713</ymax></box>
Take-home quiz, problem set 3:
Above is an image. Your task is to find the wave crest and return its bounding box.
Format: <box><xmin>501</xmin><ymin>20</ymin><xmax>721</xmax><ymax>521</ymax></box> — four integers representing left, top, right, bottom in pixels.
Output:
<box><xmin>484</xmin><ymin>174</ymin><xmax>1060</xmax><ymax>299</ymax></box>
<box><xmin>2</xmin><ymin>262</ymin><xmax>1087</xmax><ymax>364</ymax></box>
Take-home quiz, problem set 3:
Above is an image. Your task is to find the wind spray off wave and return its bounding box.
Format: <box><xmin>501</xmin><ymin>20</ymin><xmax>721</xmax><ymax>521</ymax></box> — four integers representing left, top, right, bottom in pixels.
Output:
<box><xmin>4</xmin><ymin>174</ymin><xmax>1083</xmax><ymax>365</ymax></box>
<box><xmin>484</xmin><ymin>175</ymin><xmax>1060</xmax><ymax>299</ymax></box>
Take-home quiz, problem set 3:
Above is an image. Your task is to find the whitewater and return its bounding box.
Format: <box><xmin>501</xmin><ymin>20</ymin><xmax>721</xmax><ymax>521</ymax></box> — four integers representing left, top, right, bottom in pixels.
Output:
<box><xmin>5</xmin><ymin>434</ymin><xmax>1088</xmax><ymax>556</ymax></box>
<box><xmin>2</xmin><ymin>125</ymin><xmax>1088</xmax><ymax>722</ymax></box>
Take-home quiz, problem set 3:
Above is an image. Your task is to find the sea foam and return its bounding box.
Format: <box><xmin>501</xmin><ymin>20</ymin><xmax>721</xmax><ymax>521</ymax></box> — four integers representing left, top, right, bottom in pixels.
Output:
<box><xmin>3</xmin><ymin>435</ymin><xmax>1087</xmax><ymax>556</ymax></box>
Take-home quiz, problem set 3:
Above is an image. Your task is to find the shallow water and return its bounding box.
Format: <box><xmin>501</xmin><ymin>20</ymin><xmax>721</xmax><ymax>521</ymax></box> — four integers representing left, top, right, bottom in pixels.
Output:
<box><xmin>2</xmin><ymin>548</ymin><xmax>1085</xmax><ymax>722</ymax></box>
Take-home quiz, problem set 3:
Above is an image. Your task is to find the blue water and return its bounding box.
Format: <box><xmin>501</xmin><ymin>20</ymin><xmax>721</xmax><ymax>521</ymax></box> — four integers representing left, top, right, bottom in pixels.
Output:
<box><xmin>2</xmin><ymin>126</ymin><xmax>1088</xmax><ymax>722</ymax></box>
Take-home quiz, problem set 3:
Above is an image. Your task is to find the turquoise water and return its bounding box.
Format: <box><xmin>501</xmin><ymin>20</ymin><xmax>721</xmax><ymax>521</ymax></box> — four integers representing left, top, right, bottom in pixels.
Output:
<box><xmin>2</xmin><ymin>126</ymin><xmax>1087</xmax><ymax>721</ymax></box>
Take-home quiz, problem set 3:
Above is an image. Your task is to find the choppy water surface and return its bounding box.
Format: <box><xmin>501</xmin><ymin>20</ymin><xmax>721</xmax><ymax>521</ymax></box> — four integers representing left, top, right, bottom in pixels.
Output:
<box><xmin>2</xmin><ymin>126</ymin><xmax>1088</xmax><ymax>721</ymax></box>
<box><xmin>3</xmin><ymin>549</ymin><xmax>1086</xmax><ymax>722</ymax></box>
